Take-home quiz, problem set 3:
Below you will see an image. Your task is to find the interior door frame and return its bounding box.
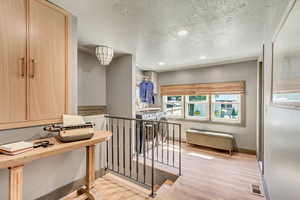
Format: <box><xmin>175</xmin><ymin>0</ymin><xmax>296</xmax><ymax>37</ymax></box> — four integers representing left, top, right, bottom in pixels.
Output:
<box><xmin>257</xmin><ymin>44</ymin><xmax>265</xmax><ymax>175</ymax></box>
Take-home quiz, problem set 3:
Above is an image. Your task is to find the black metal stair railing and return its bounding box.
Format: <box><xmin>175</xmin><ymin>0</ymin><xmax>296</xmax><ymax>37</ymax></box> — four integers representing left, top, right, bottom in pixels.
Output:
<box><xmin>104</xmin><ymin>115</ymin><xmax>182</xmax><ymax>197</ymax></box>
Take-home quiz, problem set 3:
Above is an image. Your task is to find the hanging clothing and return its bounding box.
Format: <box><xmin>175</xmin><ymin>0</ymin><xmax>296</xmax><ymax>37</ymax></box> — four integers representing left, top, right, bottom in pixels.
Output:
<box><xmin>139</xmin><ymin>81</ymin><xmax>154</xmax><ymax>104</ymax></box>
<box><xmin>139</xmin><ymin>81</ymin><xmax>147</xmax><ymax>102</ymax></box>
<box><xmin>146</xmin><ymin>82</ymin><xmax>154</xmax><ymax>104</ymax></box>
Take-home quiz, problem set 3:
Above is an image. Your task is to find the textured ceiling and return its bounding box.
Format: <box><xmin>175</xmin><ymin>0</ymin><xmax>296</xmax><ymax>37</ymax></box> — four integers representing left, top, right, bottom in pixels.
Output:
<box><xmin>50</xmin><ymin>0</ymin><xmax>271</xmax><ymax>71</ymax></box>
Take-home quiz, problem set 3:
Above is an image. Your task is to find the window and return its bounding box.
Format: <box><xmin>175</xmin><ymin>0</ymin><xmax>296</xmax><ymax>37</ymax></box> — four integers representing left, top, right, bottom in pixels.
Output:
<box><xmin>162</xmin><ymin>94</ymin><xmax>243</xmax><ymax>124</ymax></box>
<box><xmin>185</xmin><ymin>95</ymin><xmax>209</xmax><ymax>120</ymax></box>
<box><xmin>211</xmin><ymin>94</ymin><xmax>241</xmax><ymax>123</ymax></box>
<box><xmin>164</xmin><ymin>96</ymin><xmax>183</xmax><ymax>118</ymax></box>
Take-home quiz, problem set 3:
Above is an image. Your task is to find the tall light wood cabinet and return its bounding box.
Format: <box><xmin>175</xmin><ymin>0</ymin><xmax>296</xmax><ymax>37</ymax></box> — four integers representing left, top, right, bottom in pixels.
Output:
<box><xmin>29</xmin><ymin>0</ymin><xmax>68</xmax><ymax>121</ymax></box>
<box><xmin>0</xmin><ymin>0</ymin><xmax>27</xmax><ymax>124</ymax></box>
<box><xmin>0</xmin><ymin>0</ymin><xmax>69</xmax><ymax>130</ymax></box>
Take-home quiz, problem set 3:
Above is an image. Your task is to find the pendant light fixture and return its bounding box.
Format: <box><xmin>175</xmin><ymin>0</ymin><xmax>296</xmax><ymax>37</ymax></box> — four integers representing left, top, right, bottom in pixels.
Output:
<box><xmin>95</xmin><ymin>45</ymin><xmax>114</xmax><ymax>65</ymax></box>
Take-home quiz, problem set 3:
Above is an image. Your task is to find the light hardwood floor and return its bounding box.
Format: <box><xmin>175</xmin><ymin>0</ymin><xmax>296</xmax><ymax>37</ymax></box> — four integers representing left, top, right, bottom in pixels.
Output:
<box><xmin>62</xmin><ymin>143</ymin><xmax>265</xmax><ymax>200</ymax></box>
<box><xmin>62</xmin><ymin>173</ymin><xmax>151</xmax><ymax>200</ymax></box>
<box><xmin>157</xmin><ymin>143</ymin><xmax>265</xmax><ymax>200</ymax></box>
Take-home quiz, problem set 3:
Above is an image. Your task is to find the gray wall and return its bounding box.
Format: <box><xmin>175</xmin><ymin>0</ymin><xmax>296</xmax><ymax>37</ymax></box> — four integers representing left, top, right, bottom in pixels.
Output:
<box><xmin>106</xmin><ymin>55</ymin><xmax>136</xmax><ymax>118</ymax></box>
<box><xmin>263</xmin><ymin>0</ymin><xmax>300</xmax><ymax>199</ymax></box>
<box><xmin>158</xmin><ymin>61</ymin><xmax>258</xmax><ymax>150</ymax></box>
<box><xmin>106</xmin><ymin>55</ymin><xmax>136</xmax><ymax>187</ymax></box>
<box><xmin>135</xmin><ymin>67</ymin><xmax>145</xmax><ymax>110</ymax></box>
<box><xmin>0</xmin><ymin>16</ymin><xmax>105</xmax><ymax>200</ymax></box>
<box><xmin>68</xmin><ymin>17</ymin><xmax>78</xmax><ymax>114</ymax></box>
<box><xmin>78</xmin><ymin>50</ymin><xmax>106</xmax><ymax>106</ymax></box>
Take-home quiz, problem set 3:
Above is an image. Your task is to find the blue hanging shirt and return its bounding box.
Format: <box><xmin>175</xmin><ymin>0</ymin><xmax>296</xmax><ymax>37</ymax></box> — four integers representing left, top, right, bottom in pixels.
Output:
<box><xmin>139</xmin><ymin>81</ymin><xmax>154</xmax><ymax>104</ymax></box>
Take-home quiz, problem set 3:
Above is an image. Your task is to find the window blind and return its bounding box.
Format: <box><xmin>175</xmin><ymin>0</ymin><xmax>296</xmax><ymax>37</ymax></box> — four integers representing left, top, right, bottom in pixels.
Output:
<box><xmin>160</xmin><ymin>81</ymin><xmax>245</xmax><ymax>96</ymax></box>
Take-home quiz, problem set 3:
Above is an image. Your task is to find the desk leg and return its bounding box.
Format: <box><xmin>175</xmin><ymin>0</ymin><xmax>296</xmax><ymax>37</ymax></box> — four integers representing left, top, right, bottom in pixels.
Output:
<box><xmin>86</xmin><ymin>145</ymin><xmax>95</xmax><ymax>190</ymax></box>
<box><xmin>9</xmin><ymin>166</ymin><xmax>23</xmax><ymax>200</ymax></box>
<box><xmin>78</xmin><ymin>145</ymin><xmax>97</xmax><ymax>200</ymax></box>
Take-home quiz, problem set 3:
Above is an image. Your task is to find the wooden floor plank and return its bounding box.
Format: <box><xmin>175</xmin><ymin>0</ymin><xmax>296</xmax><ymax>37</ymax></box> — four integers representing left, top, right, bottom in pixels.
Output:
<box><xmin>61</xmin><ymin>173</ymin><xmax>151</xmax><ymax>200</ymax></box>
<box><xmin>63</xmin><ymin>142</ymin><xmax>264</xmax><ymax>200</ymax></box>
<box><xmin>156</xmin><ymin>143</ymin><xmax>265</xmax><ymax>200</ymax></box>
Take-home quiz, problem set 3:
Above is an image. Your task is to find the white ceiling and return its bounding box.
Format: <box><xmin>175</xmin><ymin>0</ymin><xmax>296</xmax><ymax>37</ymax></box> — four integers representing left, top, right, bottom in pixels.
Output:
<box><xmin>50</xmin><ymin>0</ymin><xmax>271</xmax><ymax>71</ymax></box>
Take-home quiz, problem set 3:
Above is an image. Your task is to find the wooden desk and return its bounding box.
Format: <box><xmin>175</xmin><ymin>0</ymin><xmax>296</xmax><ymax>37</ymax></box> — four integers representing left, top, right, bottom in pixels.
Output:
<box><xmin>0</xmin><ymin>130</ymin><xmax>112</xmax><ymax>200</ymax></box>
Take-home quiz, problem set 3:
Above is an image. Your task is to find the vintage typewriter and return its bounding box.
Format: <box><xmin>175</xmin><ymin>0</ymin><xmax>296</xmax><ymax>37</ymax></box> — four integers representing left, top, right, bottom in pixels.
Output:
<box><xmin>44</xmin><ymin>122</ymin><xmax>95</xmax><ymax>142</ymax></box>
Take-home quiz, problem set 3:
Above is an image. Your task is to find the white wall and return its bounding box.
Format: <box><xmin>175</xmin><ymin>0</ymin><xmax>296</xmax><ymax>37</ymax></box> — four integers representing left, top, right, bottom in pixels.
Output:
<box><xmin>263</xmin><ymin>1</ymin><xmax>300</xmax><ymax>200</ymax></box>
<box><xmin>158</xmin><ymin>61</ymin><xmax>258</xmax><ymax>150</ymax></box>
<box><xmin>78</xmin><ymin>50</ymin><xmax>106</xmax><ymax>106</ymax></box>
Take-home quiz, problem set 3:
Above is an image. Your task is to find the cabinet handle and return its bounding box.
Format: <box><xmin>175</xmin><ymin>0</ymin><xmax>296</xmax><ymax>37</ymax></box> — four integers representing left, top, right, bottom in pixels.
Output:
<box><xmin>31</xmin><ymin>58</ymin><xmax>36</xmax><ymax>78</ymax></box>
<box><xmin>19</xmin><ymin>57</ymin><xmax>25</xmax><ymax>78</ymax></box>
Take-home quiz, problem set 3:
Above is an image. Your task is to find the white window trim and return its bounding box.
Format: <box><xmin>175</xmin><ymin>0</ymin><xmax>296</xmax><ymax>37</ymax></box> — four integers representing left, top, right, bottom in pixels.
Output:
<box><xmin>211</xmin><ymin>94</ymin><xmax>241</xmax><ymax>123</ymax></box>
<box><xmin>162</xmin><ymin>94</ymin><xmax>243</xmax><ymax>125</ymax></box>
<box><xmin>163</xmin><ymin>96</ymin><xmax>184</xmax><ymax>118</ymax></box>
<box><xmin>185</xmin><ymin>95</ymin><xmax>209</xmax><ymax>121</ymax></box>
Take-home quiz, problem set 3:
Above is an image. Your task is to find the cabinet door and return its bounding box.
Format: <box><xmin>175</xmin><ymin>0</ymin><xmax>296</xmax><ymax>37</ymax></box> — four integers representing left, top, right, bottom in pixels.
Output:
<box><xmin>29</xmin><ymin>0</ymin><xmax>67</xmax><ymax>120</ymax></box>
<box><xmin>0</xmin><ymin>0</ymin><xmax>27</xmax><ymax>123</ymax></box>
